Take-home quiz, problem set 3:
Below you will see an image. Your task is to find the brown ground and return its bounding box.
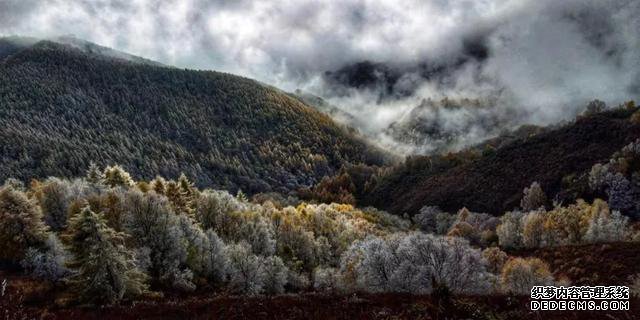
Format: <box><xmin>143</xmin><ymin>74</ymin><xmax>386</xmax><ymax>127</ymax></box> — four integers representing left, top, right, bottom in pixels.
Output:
<box><xmin>514</xmin><ymin>241</ymin><xmax>640</xmax><ymax>286</ymax></box>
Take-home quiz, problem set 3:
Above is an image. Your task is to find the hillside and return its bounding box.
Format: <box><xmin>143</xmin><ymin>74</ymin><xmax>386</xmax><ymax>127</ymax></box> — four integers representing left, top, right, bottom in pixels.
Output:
<box><xmin>362</xmin><ymin>109</ymin><xmax>640</xmax><ymax>215</ymax></box>
<box><xmin>0</xmin><ymin>38</ymin><xmax>386</xmax><ymax>194</ymax></box>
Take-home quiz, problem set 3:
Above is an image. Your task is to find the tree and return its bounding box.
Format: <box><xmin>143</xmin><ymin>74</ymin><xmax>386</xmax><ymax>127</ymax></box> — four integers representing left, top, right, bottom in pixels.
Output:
<box><xmin>520</xmin><ymin>182</ymin><xmax>547</xmax><ymax>211</ymax></box>
<box><xmin>584</xmin><ymin>210</ymin><xmax>629</xmax><ymax>243</ymax></box>
<box><xmin>122</xmin><ymin>190</ymin><xmax>194</xmax><ymax>291</ymax></box>
<box><xmin>86</xmin><ymin>162</ymin><xmax>105</xmax><ymax>185</ymax></box>
<box><xmin>226</xmin><ymin>242</ymin><xmax>265</xmax><ymax>295</ymax></box>
<box><xmin>521</xmin><ymin>210</ymin><xmax>546</xmax><ymax>248</ymax></box>
<box><xmin>39</xmin><ymin>178</ymin><xmax>72</xmax><ymax>231</ymax></box>
<box><xmin>583</xmin><ymin>99</ymin><xmax>606</xmax><ymax>116</ymax></box>
<box><xmin>21</xmin><ymin>234</ymin><xmax>69</xmax><ymax>281</ymax></box>
<box><xmin>66</xmin><ymin>206</ymin><xmax>147</xmax><ymax>304</ymax></box>
<box><xmin>195</xmin><ymin>190</ymin><xmax>246</xmax><ymax>230</ymax></box>
<box><xmin>482</xmin><ymin>247</ymin><xmax>508</xmax><ymax>274</ymax></box>
<box><xmin>496</xmin><ymin>211</ymin><xmax>524</xmax><ymax>249</ymax></box>
<box><xmin>203</xmin><ymin>230</ymin><xmax>228</xmax><ymax>285</ymax></box>
<box><xmin>0</xmin><ymin>185</ymin><xmax>48</xmax><ymax>262</ymax></box>
<box><xmin>500</xmin><ymin>257</ymin><xmax>554</xmax><ymax>294</ymax></box>
<box><xmin>413</xmin><ymin>206</ymin><xmax>452</xmax><ymax>234</ymax></box>
<box><xmin>313</xmin><ymin>267</ymin><xmax>340</xmax><ymax>292</ymax></box>
<box><xmin>340</xmin><ymin>233</ymin><xmax>491</xmax><ymax>294</ymax></box>
<box><xmin>262</xmin><ymin>256</ymin><xmax>288</xmax><ymax>295</ymax></box>
<box><xmin>103</xmin><ymin>165</ymin><xmax>135</xmax><ymax>188</ymax></box>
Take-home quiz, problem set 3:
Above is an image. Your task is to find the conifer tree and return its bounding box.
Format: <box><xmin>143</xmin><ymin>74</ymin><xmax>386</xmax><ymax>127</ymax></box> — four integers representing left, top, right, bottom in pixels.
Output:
<box><xmin>66</xmin><ymin>206</ymin><xmax>147</xmax><ymax>304</ymax></box>
<box><xmin>0</xmin><ymin>185</ymin><xmax>49</xmax><ymax>262</ymax></box>
<box><xmin>86</xmin><ymin>162</ymin><xmax>105</xmax><ymax>185</ymax></box>
<box><xmin>150</xmin><ymin>176</ymin><xmax>167</xmax><ymax>195</ymax></box>
<box><xmin>103</xmin><ymin>165</ymin><xmax>135</xmax><ymax>188</ymax></box>
<box><xmin>236</xmin><ymin>189</ymin><xmax>248</xmax><ymax>202</ymax></box>
<box><xmin>165</xmin><ymin>179</ymin><xmax>191</xmax><ymax>215</ymax></box>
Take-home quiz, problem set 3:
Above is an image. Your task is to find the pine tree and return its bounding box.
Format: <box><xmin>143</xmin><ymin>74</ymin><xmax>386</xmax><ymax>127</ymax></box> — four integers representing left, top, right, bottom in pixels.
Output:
<box><xmin>103</xmin><ymin>165</ymin><xmax>135</xmax><ymax>188</ymax></box>
<box><xmin>0</xmin><ymin>185</ymin><xmax>49</xmax><ymax>262</ymax></box>
<box><xmin>150</xmin><ymin>176</ymin><xmax>167</xmax><ymax>195</ymax></box>
<box><xmin>236</xmin><ymin>189</ymin><xmax>248</xmax><ymax>202</ymax></box>
<box><xmin>165</xmin><ymin>180</ymin><xmax>191</xmax><ymax>215</ymax></box>
<box><xmin>177</xmin><ymin>173</ymin><xmax>196</xmax><ymax>215</ymax></box>
<box><xmin>66</xmin><ymin>206</ymin><xmax>147</xmax><ymax>304</ymax></box>
<box><xmin>86</xmin><ymin>162</ymin><xmax>105</xmax><ymax>185</ymax></box>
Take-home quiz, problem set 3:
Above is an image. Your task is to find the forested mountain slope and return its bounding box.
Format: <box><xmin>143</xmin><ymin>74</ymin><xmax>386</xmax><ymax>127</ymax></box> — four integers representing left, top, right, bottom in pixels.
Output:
<box><xmin>362</xmin><ymin>109</ymin><xmax>640</xmax><ymax>215</ymax></box>
<box><xmin>0</xmin><ymin>39</ymin><xmax>386</xmax><ymax>193</ymax></box>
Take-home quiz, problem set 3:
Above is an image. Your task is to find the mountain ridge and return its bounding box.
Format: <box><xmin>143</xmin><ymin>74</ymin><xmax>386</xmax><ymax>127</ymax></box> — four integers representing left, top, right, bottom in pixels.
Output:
<box><xmin>0</xmin><ymin>37</ymin><xmax>387</xmax><ymax>194</ymax></box>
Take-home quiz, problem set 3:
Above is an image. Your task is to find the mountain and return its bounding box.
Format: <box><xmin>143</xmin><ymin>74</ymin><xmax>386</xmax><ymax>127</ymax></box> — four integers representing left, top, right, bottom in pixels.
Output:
<box><xmin>0</xmin><ymin>37</ymin><xmax>387</xmax><ymax>194</ymax></box>
<box><xmin>361</xmin><ymin>108</ymin><xmax>640</xmax><ymax>215</ymax></box>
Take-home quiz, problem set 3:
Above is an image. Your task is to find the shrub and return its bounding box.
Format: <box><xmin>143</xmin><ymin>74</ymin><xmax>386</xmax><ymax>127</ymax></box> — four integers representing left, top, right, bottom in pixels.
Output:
<box><xmin>500</xmin><ymin>257</ymin><xmax>555</xmax><ymax>294</ymax></box>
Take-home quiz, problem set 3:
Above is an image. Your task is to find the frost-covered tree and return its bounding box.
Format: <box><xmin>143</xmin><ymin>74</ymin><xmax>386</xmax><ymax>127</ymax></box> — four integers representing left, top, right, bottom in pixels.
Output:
<box><xmin>262</xmin><ymin>256</ymin><xmax>288</xmax><ymax>295</ymax></box>
<box><xmin>203</xmin><ymin>230</ymin><xmax>228</xmax><ymax>285</ymax></box>
<box><xmin>482</xmin><ymin>247</ymin><xmax>508</xmax><ymax>274</ymax></box>
<box><xmin>500</xmin><ymin>257</ymin><xmax>554</xmax><ymax>294</ymax></box>
<box><xmin>39</xmin><ymin>178</ymin><xmax>72</xmax><ymax>231</ymax></box>
<box><xmin>226</xmin><ymin>242</ymin><xmax>265</xmax><ymax>295</ymax></box>
<box><xmin>496</xmin><ymin>211</ymin><xmax>524</xmax><ymax>249</ymax></box>
<box><xmin>86</xmin><ymin>162</ymin><xmax>105</xmax><ymax>185</ymax></box>
<box><xmin>584</xmin><ymin>210</ymin><xmax>629</xmax><ymax>243</ymax></box>
<box><xmin>195</xmin><ymin>190</ymin><xmax>246</xmax><ymax>230</ymax></box>
<box><xmin>605</xmin><ymin>173</ymin><xmax>635</xmax><ymax>213</ymax></box>
<box><xmin>122</xmin><ymin>190</ymin><xmax>193</xmax><ymax>291</ymax></box>
<box><xmin>3</xmin><ymin>178</ymin><xmax>25</xmax><ymax>191</ymax></box>
<box><xmin>340</xmin><ymin>233</ymin><xmax>491</xmax><ymax>294</ymax></box>
<box><xmin>520</xmin><ymin>182</ymin><xmax>547</xmax><ymax>212</ymax></box>
<box><xmin>236</xmin><ymin>213</ymin><xmax>277</xmax><ymax>257</ymax></box>
<box><xmin>66</xmin><ymin>206</ymin><xmax>147</xmax><ymax>304</ymax></box>
<box><xmin>103</xmin><ymin>165</ymin><xmax>135</xmax><ymax>188</ymax></box>
<box><xmin>521</xmin><ymin>210</ymin><xmax>546</xmax><ymax>248</ymax></box>
<box><xmin>0</xmin><ymin>185</ymin><xmax>48</xmax><ymax>262</ymax></box>
<box><xmin>413</xmin><ymin>206</ymin><xmax>454</xmax><ymax>235</ymax></box>
<box><xmin>313</xmin><ymin>267</ymin><xmax>340</xmax><ymax>292</ymax></box>
<box><xmin>21</xmin><ymin>234</ymin><xmax>69</xmax><ymax>281</ymax></box>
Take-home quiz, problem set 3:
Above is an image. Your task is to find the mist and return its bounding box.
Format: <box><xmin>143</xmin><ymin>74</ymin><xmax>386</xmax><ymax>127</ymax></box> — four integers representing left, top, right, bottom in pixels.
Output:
<box><xmin>1</xmin><ymin>0</ymin><xmax>638</xmax><ymax>154</ymax></box>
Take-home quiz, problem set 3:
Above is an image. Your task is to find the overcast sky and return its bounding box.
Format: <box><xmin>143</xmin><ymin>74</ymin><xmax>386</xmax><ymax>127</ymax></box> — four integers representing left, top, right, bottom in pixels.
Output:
<box><xmin>1</xmin><ymin>0</ymin><xmax>639</xmax><ymax>153</ymax></box>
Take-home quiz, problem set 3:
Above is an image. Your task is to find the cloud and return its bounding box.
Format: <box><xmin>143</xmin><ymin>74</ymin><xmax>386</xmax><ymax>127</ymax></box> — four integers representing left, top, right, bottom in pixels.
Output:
<box><xmin>1</xmin><ymin>0</ymin><xmax>638</xmax><ymax>154</ymax></box>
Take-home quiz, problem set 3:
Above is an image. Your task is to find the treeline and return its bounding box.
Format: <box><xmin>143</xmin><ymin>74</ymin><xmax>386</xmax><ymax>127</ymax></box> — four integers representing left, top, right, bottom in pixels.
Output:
<box><xmin>2</xmin><ymin>163</ymin><xmax>640</xmax><ymax>305</ymax></box>
<box><xmin>0</xmin><ymin>39</ymin><xmax>387</xmax><ymax>195</ymax></box>
<box><xmin>302</xmin><ymin>102</ymin><xmax>640</xmax><ymax>215</ymax></box>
